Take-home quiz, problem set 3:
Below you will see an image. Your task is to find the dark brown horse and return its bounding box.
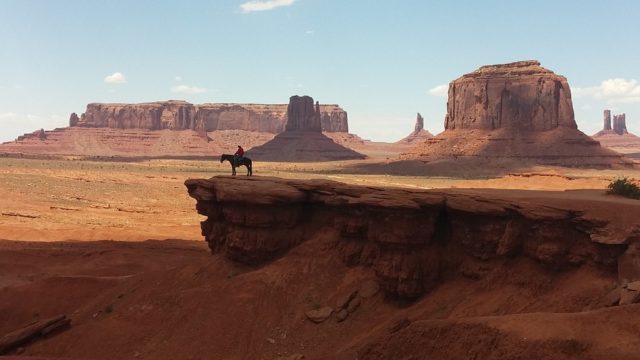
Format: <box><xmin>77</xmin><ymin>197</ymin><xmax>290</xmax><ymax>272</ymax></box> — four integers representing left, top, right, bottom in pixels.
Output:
<box><xmin>220</xmin><ymin>154</ymin><xmax>253</xmax><ymax>176</ymax></box>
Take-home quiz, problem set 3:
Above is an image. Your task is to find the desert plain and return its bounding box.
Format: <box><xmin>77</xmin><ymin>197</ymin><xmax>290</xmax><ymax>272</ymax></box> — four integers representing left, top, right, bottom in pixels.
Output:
<box><xmin>1</xmin><ymin>150</ymin><xmax>640</xmax><ymax>359</ymax></box>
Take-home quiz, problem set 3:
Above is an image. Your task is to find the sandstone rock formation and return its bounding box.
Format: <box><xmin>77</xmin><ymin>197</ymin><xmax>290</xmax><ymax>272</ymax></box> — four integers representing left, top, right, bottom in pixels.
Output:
<box><xmin>69</xmin><ymin>113</ymin><xmax>79</xmax><ymax>127</ymax></box>
<box><xmin>444</xmin><ymin>60</ymin><xmax>576</xmax><ymax>131</ymax></box>
<box><xmin>73</xmin><ymin>100</ymin><xmax>348</xmax><ymax>134</ymax></box>
<box><xmin>186</xmin><ymin>176</ymin><xmax>639</xmax><ymax>300</ymax></box>
<box><xmin>593</xmin><ymin>110</ymin><xmax>640</xmax><ymax>154</ymax></box>
<box><xmin>614</xmin><ymin>113</ymin><xmax>628</xmax><ymax>134</ymax></box>
<box><xmin>604</xmin><ymin>110</ymin><xmax>612</xmax><ymax>131</ymax></box>
<box><xmin>247</xmin><ymin>96</ymin><xmax>365</xmax><ymax>161</ymax></box>
<box><xmin>397</xmin><ymin>112</ymin><xmax>434</xmax><ymax>144</ymax></box>
<box><xmin>284</xmin><ymin>96</ymin><xmax>321</xmax><ymax>131</ymax></box>
<box><xmin>403</xmin><ymin>60</ymin><xmax>630</xmax><ymax>167</ymax></box>
<box><xmin>0</xmin><ymin>128</ymin><xmax>274</xmax><ymax>158</ymax></box>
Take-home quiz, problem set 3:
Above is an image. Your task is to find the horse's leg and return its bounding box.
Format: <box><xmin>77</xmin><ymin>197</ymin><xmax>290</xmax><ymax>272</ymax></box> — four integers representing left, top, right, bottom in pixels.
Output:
<box><xmin>232</xmin><ymin>165</ymin><xmax>236</xmax><ymax>176</ymax></box>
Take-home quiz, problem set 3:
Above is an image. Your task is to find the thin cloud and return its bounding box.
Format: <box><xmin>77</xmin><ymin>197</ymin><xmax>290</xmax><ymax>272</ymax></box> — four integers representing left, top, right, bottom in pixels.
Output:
<box><xmin>0</xmin><ymin>112</ymin><xmax>17</xmax><ymax>119</ymax></box>
<box><xmin>428</xmin><ymin>84</ymin><xmax>448</xmax><ymax>97</ymax></box>
<box><xmin>104</xmin><ymin>72</ymin><xmax>127</xmax><ymax>84</ymax></box>
<box><xmin>240</xmin><ymin>0</ymin><xmax>296</xmax><ymax>13</ymax></box>
<box><xmin>572</xmin><ymin>78</ymin><xmax>640</xmax><ymax>104</ymax></box>
<box><xmin>171</xmin><ymin>85</ymin><xmax>207</xmax><ymax>94</ymax></box>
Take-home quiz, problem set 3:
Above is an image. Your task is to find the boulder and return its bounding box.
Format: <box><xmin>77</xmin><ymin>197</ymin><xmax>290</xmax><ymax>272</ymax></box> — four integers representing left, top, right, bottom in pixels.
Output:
<box><xmin>305</xmin><ymin>307</ymin><xmax>333</xmax><ymax>323</ymax></box>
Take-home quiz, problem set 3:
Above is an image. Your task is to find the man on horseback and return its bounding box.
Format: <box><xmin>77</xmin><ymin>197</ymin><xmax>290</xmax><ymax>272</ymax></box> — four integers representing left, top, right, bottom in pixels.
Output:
<box><xmin>233</xmin><ymin>145</ymin><xmax>245</xmax><ymax>167</ymax></box>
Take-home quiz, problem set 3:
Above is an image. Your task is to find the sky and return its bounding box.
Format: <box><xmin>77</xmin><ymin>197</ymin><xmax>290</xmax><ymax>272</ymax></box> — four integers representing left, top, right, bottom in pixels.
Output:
<box><xmin>1</xmin><ymin>0</ymin><xmax>639</xmax><ymax>143</ymax></box>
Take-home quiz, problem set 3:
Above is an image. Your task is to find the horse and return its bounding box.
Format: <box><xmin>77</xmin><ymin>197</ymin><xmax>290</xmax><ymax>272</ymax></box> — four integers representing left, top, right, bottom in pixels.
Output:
<box><xmin>220</xmin><ymin>154</ymin><xmax>253</xmax><ymax>176</ymax></box>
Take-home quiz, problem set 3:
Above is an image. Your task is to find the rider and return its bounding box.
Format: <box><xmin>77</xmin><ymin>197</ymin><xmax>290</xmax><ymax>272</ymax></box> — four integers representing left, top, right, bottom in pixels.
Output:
<box><xmin>233</xmin><ymin>145</ymin><xmax>245</xmax><ymax>167</ymax></box>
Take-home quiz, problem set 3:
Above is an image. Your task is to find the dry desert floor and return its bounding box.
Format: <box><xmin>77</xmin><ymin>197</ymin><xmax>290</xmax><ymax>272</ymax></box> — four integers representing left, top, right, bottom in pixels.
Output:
<box><xmin>1</xmin><ymin>156</ymin><xmax>640</xmax><ymax>359</ymax></box>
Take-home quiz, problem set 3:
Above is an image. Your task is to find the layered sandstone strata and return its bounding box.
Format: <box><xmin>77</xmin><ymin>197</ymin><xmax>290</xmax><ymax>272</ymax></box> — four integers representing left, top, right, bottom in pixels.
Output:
<box><xmin>404</xmin><ymin>60</ymin><xmax>630</xmax><ymax>166</ymax></box>
<box><xmin>247</xmin><ymin>96</ymin><xmax>365</xmax><ymax>161</ymax></box>
<box><xmin>73</xmin><ymin>100</ymin><xmax>348</xmax><ymax>133</ymax></box>
<box><xmin>186</xmin><ymin>176</ymin><xmax>639</xmax><ymax>300</ymax></box>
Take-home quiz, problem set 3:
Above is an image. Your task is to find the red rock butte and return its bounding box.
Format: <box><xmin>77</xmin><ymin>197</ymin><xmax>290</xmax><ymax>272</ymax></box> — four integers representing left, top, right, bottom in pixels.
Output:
<box><xmin>247</xmin><ymin>95</ymin><xmax>365</xmax><ymax>162</ymax></box>
<box><xmin>403</xmin><ymin>60</ymin><xmax>631</xmax><ymax>167</ymax></box>
<box><xmin>593</xmin><ymin>109</ymin><xmax>640</xmax><ymax>152</ymax></box>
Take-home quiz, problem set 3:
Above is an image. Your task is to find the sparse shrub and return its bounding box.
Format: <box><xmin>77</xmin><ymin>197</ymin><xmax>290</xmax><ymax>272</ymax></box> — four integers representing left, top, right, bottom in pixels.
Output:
<box><xmin>104</xmin><ymin>304</ymin><xmax>114</xmax><ymax>314</ymax></box>
<box><xmin>607</xmin><ymin>177</ymin><xmax>640</xmax><ymax>199</ymax></box>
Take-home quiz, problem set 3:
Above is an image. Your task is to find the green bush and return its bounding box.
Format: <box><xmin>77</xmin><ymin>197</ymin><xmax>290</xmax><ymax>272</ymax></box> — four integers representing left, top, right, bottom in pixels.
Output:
<box><xmin>607</xmin><ymin>177</ymin><xmax>640</xmax><ymax>199</ymax></box>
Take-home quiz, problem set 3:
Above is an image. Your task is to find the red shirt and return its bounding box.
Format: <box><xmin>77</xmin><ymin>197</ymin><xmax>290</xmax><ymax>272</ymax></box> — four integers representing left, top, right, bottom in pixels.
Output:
<box><xmin>235</xmin><ymin>147</ymin><xmax>244</xmax><ymax>157</ymax></box>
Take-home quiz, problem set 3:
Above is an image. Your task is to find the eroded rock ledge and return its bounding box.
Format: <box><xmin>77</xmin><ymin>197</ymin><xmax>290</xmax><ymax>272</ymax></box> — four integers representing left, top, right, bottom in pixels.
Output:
<box><xmin>185</xmin><ymin>176</ymin><xmax>640</xmax><ymax>300</ymax></box>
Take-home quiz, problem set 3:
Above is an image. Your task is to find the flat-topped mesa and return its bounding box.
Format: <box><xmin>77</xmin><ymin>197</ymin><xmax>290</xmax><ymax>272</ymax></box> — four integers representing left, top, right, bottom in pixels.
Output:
<box><xmin>445</xmin><ymin>60</ymin><xmax>576</xmax><ymax>131</ymax></box>
<box><xmin>72</xmin><ymin>100</ymin><xmax>349</xmax><ymax>134</ymax></box>
<box><xmin>402</xmin><ymin>61</ymin><xmax>630</xmax><ymax>166</ymax></box>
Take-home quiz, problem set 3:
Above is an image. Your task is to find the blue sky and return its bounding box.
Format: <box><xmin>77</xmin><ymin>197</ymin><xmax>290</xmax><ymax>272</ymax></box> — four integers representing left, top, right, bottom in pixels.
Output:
<box><xmin>1</xmin><ymin>0</ymin><xmax>639</xmax><ymax>142</ymax></box>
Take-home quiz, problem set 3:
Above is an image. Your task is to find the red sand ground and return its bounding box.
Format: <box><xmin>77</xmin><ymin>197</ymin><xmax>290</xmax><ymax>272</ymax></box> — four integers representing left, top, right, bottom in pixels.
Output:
<box><xmin>1</xmin><ymin>157</ymin><xmax>640</xmax><ymax>359</ymax></box>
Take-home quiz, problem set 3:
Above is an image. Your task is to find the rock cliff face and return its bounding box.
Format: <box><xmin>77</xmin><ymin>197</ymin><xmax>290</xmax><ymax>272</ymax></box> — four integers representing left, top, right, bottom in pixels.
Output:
<box><xmin>403</xmin><ymin>60</ymin><xmax>630</xmax><ymax>167</ymax></box>
<box><xmin>284</xmin><ymin>96</ymin><xmax>321</xmax><ymax>131</ymax></box>
<box><xmin>604</xmin><ymin>110</ymin><xmax>612</xmax><ymax>131</ymax></box>
<box><xmin>444</xmin><ymin>60</ymin><xmax>576</xmax><ymax>131</ymax></box>
<box><xmin>613</xmin><ymin>114</ymin><xmax>628</xmax><ymax>135</ymax></box>
<box><xmin>186</xmin><ymin>176</ymin><xmax>639</xmax><ymax>300</ymax></box>
<box><xmin>73</xmin><ymin>100</ymin><xmax>349</xmax><ymax>133</ymax></box>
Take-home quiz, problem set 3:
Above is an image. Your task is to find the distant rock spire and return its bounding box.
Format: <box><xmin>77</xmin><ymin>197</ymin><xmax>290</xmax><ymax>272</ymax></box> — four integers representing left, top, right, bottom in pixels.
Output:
<box><xmin>414</xmin><ymin>113</ymin><xmax>424</xmax><ymax>134</ymax></box>
<box><xmin>603</xmin><ymin>110</ymin><xmax>612</xmax><ymax>130</ymax></box>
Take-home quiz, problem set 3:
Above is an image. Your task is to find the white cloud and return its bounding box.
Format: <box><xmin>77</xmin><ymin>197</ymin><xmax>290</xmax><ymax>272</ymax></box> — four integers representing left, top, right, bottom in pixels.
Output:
<box><xmin>171</xmin><ymin>85</ymin><xmax>207</xmax><ymax>94</ymax></box>
<box><xmin>104</xmin><ymin>72</ymin><xmax>127</xmax><ymax>84</ymax></box>
<box><xmin>572</xmin><ymin>78</ymin><xmax>640</xmax><ymax>104</ymax></box>
<box><xmin>240</xmin><ymin>0</ymin><xmax>296</xmax><ymax>13</ymax></box>
<box><xmin>428</xmin><ymin>84</ymin><xmax>448</xmax><ymax>97</ymax></box>
<box><xmin>27</xmin><ymin>114</ymin><xmax>41</xmax><ymax>121</ymax></box>
<box><xmin>0</xmin><ymin>112</ymin><xmax>17</xmax><ymax>119</ymax></box>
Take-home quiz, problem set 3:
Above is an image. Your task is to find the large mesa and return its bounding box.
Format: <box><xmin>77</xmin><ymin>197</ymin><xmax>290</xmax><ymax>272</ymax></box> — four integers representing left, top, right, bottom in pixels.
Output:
<box><xmin>403</xmin><ymin>60</ymin><xmax>630</xmax><ymax>167</ymax></box>
<box><xmin>74</xmin><ymin>100</ymin><xmax>348</xmax><ymax>133</ymax></box>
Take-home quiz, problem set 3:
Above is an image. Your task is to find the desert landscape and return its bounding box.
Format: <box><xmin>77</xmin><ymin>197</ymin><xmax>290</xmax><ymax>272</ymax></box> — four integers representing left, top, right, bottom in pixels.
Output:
<box><xmin>3</xmin><ymin>2</ymin><xmax>640</xmax><ymax>359</ymax></box>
